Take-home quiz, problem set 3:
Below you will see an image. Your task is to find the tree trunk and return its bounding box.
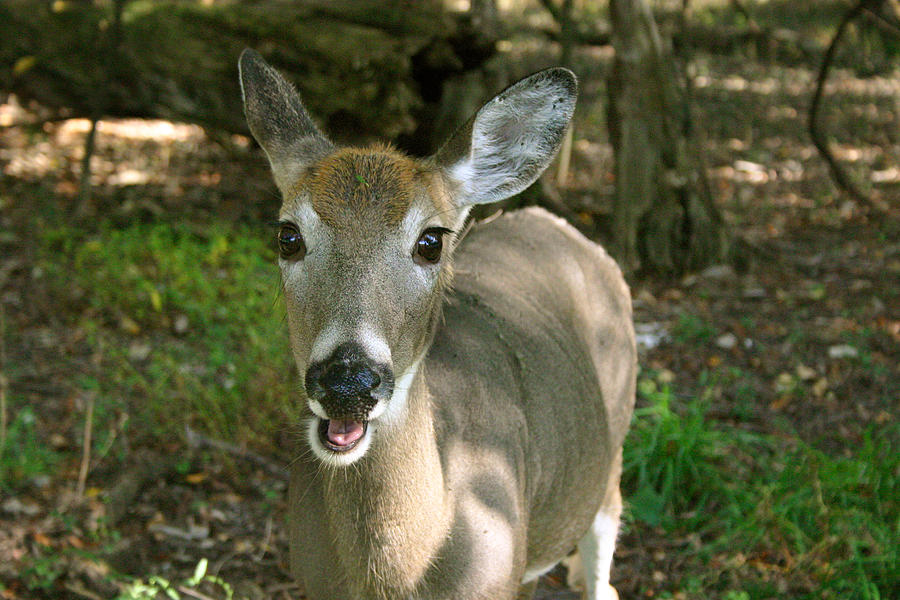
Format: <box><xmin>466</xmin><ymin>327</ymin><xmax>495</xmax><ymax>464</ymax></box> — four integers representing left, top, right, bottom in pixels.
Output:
<box><xmin>607</xmin><ymin>0</ymin><xmax>726</xmax><ymax>275</ymax></box>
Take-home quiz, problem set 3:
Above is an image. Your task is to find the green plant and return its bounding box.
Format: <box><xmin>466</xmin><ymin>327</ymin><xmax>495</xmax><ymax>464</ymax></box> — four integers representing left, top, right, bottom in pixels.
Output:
<box><xmin>747</xmin><ymin>430</ymin><xmax>899</xmax><ymax>599</ymax></box>
<box><xmin>672</xmin><ymin>313</ymin><xmax>717</xmax><ymax>345</ymax></box>
<box><xmin>118</xmin><ymin>559</ymin><xmax>233</xmax><ymax>600</ymax></box>
<box><xmin>624</xmin><ymin>377</ymin><xmax>731</xmax><ymax>529</ymax></box>
<box><xmin>20</xmin><ymin>554</ymin><xmax>67</xmax><ymax>590</ymax></box>
<box><xmin>0</xmin><ymin>405</ymin><xmax>60</xmax><ymax>490</ymax></box>
<box><xmin>624</xmin><ymin>364</ymin><xmax>898</xmax><ymax>598</ymax></box>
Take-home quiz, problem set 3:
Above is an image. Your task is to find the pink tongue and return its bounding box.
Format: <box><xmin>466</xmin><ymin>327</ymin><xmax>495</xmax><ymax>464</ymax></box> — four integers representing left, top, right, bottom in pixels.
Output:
<box><xmin>327</xmin><ymin>419</ymin><xmax>365</xmax><ymax>446</ymax></box>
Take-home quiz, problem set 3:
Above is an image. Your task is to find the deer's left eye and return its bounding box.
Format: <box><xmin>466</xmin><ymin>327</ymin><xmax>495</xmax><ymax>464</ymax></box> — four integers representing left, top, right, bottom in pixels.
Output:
<box><xmin>277</xmin><ymin>223</ymin><xmax>306</xmax><ymax>260</ymax></box>
<box><xmin>414</xmin><ymin>228</ymin><xmax>451</xmax><ymax>265</ymax></box>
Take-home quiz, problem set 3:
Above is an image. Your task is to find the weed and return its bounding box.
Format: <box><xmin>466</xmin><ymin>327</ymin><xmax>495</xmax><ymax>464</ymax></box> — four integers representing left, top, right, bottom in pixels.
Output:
<box><xmin>624</xmin><ymin>377</ymin><xmax>731</xmax><ymax>529</ymax></box>
<box><xmin>19</xmin><ymin>554</ymin><xmax>66</xmax><ymax>591</ymax></box>
<box><xmin>118</xmin><ymin>558</ymin><xmax>233</xmax><ymax>600</ymax></box>
<box><xmin>0</xmin><ymin>405</ymin><xmax>60</xmax><ymax>490</ymax></box>
<box><xmin>672</xmin><ymin>313</ymin><xmax>717</xmax><ymax>345</ymax></box>
<box><xmin>624</xmin><ymin>375</ymin><xmax>899</xmax><ymax>599</ymax></box>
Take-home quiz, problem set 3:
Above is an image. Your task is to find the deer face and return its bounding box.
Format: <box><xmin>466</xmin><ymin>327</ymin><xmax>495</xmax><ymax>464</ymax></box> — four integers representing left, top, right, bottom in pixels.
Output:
<box><xmin>274</xmin><ymin>147</ymin><xmax>459</xmax><ymax>465</ymax></box>
<box><xmin>239</xmin><ymin>48</ymin><xmax>576</xmax><ymax>466</ymax></box>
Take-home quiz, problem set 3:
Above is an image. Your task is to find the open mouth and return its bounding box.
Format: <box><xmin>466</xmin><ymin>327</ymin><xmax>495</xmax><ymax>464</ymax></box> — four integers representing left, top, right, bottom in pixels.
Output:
<box><xmin>318</xmin><ymin>418</ymin><xmax>368</xmax><ymax>453</ymax></box>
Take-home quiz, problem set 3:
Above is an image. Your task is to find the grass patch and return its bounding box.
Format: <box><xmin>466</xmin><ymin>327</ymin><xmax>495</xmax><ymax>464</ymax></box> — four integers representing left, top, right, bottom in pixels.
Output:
<box><xmin>0</xmin><ymin>405</ymin><xmax>61</xmax><ymax>490</ymax></box>
<box><xmin>33</xmin><ymin>219</ymin><xmax>298</xmax><ymax>450</ymax></box>
<box><xmin>625</xmin><ymin>372</ymin><xmax>898</xmax><ymax>598</ymax></box>
<box><xmin>672</xmin><ymin>313</ymin><xmax>717</xmax><ymax>345</ymax></box>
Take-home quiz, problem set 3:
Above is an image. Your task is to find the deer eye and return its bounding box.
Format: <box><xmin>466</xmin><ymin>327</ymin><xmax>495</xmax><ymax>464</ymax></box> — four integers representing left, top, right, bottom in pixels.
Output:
<box><xmin>414</xmin><ymin>228</ymin><xmax>451</xmax><ymax>265</ymax></box>
<box><xmin>277</xmin><ymin>223</ymin><xmax>306</xmax><ymax>260</ymax></box>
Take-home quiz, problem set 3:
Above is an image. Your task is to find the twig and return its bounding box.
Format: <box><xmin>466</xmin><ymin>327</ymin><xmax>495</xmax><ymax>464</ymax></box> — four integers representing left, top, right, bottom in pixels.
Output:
<box><xmin>863</xmin><ymin>2</ymin><xmax>900</xmax><ymax>37</ymax></box>
<box><xmin>185</xmin><ymin>425</ymin><xmax>288</xmax><ymax>481</ymax></box>
<box><xmin>76</xmin><ymin>393</ymin><xmax>95</xmax><ymax>498</ymax></box>
<box><xmin>177</xmin><ymin>586</ymin><xmax>218</xmax><ymax>600</ymax></box>
<box><xmin>64</xmin><ymin>583</ymin><xmax>105</xmax><ymax>600</ymax></box>
<box><xmin>808</xmin><ymin>0</ymin><xmax>887</xmax><ymax>211</ymax></box>
<box><xmin>77</xmin><ymin>0</ymin><xmax>128</xmax><ymax>211</ymax></box>
<box><xmin>0</xmin><ymin>304</ymin><xmax>7</xmax><ymax>457</ymax></box>
<box><xmin>77</xmin><ymin>115</ymin><xmax>99</xmax><ymax>209</ymax></box>
<box><xmin>254</xmin><ymin>515</ymin><xmax>274</xmax><ymax>562</ymax></box>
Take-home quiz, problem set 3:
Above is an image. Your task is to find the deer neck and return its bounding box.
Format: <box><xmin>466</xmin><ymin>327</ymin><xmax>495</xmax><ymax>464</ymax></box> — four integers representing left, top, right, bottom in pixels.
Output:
<box><xmin>321</xmin><ymin>362</ymin><xmax>451</xmax><ymax>595</ymax></box>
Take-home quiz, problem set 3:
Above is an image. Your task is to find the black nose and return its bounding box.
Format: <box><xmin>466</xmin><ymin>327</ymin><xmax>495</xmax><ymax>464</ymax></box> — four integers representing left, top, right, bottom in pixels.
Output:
<box><xmin>305</xmin><ymin>343</ymin><xmax>393</xmax><ymax>418</ymax></box>
<box><xmin>320</xmin><ymin>359</ymin><xmax>380</xmax><ymax>399</ymax></box>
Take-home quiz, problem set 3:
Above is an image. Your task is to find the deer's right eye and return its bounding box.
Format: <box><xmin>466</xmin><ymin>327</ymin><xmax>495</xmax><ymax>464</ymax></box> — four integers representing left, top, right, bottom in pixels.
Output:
<box><xmin>277</xmin><ymin>223</ymin><xmax>306</xmax><ymax>260</ymax></box>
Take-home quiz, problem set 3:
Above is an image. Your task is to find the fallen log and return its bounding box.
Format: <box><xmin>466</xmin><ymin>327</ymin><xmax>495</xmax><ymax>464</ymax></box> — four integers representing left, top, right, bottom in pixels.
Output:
<box><xmin>0</xmin><ymin>0</ymin><xmax>462</xmax><ymax>145</ymax></box>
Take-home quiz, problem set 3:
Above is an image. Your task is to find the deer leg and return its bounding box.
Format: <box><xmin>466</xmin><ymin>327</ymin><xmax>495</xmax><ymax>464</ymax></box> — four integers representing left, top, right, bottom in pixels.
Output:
<box><xmin>577</xmin><ymin>452</ymin><xmax>623</xmax><ymax>600</ymax></box>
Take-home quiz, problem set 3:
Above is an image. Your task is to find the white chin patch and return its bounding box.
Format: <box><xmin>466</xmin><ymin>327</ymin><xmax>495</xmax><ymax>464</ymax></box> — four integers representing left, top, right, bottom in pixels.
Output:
<box><xmin>308</xmin><ymin>398</ymin><xmax>328</xmax><ymax>420</ymax></box>
<box><xmin>306</xmin><ymin>416</ymin><xmax>374</xmax><ymax>468</ymax></box>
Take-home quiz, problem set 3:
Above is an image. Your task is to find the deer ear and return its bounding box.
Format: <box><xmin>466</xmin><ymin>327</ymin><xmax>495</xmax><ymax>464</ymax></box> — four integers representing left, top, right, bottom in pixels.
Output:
<box><xmin>238</xmin><ymin>48</ymin><xmax>334</xmax><ymax>195</ymax></box>
<box><xmin>432</xmin><ymin>68</ymin><xmax>577</xmax><ymax>208</ymax></box>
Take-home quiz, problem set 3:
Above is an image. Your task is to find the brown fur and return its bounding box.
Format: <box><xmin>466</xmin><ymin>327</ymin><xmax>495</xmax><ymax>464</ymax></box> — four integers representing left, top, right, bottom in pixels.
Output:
<box><xmin>284</xmin><ymin>143</ymin><xmax>453</xmax><ymax>231</ymax></box>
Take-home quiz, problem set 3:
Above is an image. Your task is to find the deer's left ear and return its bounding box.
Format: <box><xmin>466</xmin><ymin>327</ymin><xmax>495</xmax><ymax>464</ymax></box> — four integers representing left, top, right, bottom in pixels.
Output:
<box><xmin>432</xmin><ymin>68</ymin><xmax>577</xmax><ymax>208</ymax></box>
<box><xmin>238</xmin><ymin>48</ymin><xmax>334</xmax><ymax>195</ymax></box>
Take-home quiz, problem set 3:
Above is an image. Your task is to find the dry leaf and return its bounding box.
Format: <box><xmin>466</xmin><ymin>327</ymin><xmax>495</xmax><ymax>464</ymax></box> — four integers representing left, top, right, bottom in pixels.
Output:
<box><xmin>185</xmin><ymin>472</ymin><xmax>208</xmax><ymax>485</ymax></box>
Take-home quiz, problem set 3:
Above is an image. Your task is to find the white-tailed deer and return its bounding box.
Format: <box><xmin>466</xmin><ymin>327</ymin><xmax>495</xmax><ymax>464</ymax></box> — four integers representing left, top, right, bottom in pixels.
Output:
<box><xmin>238</xmin><ymin>49</ymin><xmax>636</xmax><ymax>600</ymax></box>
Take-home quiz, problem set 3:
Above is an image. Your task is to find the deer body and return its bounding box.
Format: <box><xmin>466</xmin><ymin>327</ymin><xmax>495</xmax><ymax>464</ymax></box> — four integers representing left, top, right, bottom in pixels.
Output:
<box><xmin>239</xmin><ymin>50</ymin><xmax>636</xmax><ymax>600</ymax></box>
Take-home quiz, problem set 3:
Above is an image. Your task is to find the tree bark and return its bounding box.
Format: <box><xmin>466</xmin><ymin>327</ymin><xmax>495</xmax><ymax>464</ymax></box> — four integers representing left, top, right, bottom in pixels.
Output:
<box><xmin>608</xmin><ymin>0</ymin><xmax>726</xmax><ymax>275</ymax></box>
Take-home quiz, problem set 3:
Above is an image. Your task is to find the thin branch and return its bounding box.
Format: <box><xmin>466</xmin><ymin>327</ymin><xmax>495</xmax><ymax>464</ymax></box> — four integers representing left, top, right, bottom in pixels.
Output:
<box><xmin>809</xmin><ymin>0</ymin><xmax>887</xmax><ymax>211</ymax></box>
<box><xmin>0</xmin><ymin>304</ymin><xmax>7</xmax><ymax>457</ymax></box>
<box><xmin>76</xmin><ymin>393</ymin><xmax>95</xmax><ymax>498</ymax></box>
<box><xmin>863</xmin><ymin>3</ymin><xmax>900</xmax><ymax>37</ymax></box>
<box><xmin>77</xmin><ymin>0</ymin><xmax>128</xmax><ymax>210</ymax></box>
<box><xmin>185</xmin><ymin>425</ymin><xmax>288</xmax><ymax>481</ymax></box>
<box><xmin>177</xmin><ymin>586</ymin><xmax>218</xmax><ymax>600</ymax></box>
<box><xmin>77</xmin><ymin>116</ymin><xmax>99</xmax><ymax>208</ymax></box>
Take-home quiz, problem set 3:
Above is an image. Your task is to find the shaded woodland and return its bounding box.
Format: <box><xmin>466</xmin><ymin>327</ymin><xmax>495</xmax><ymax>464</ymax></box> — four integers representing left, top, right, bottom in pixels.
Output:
<box><xmin>0</xmin><ymin>1</ymin><xmax>898</xmax><ymax>599</ymax></box>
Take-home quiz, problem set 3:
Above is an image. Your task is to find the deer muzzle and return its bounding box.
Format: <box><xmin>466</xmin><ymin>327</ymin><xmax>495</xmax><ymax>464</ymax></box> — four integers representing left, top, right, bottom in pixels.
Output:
<box><xmin>304</xmin><ymin>342</ymin><xmax>394</xmax><ymax>451</ymax></box>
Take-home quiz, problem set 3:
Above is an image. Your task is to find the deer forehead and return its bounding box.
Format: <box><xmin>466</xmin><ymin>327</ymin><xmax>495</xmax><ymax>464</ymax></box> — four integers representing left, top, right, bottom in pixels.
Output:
<box><xmin>283</xmin><ymin>145</ymin><xmax>452</xmax><ymax>232</ymax></box>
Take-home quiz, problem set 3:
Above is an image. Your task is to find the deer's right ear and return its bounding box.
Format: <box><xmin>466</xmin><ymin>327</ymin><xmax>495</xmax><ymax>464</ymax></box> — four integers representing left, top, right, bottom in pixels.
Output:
<box><xmin>432</xmin><ymin>68</ymin><xmax>577</xmax><ymax>209</ymax></box>
<box><xmin>238</xmin><ymin>48</ymin><xmax>334</xmax><ymax>195</ymax></box>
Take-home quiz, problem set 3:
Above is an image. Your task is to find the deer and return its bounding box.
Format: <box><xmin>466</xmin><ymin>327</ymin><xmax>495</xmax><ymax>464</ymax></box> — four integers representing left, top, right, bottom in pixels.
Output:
<box><xmin>238</xmin><ymin>48</ymin><xmax>636</xmax><ymax>600</ymax></box>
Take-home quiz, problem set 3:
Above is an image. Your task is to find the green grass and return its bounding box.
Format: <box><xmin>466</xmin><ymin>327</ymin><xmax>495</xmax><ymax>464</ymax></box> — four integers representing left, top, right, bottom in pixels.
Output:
<box><xmin>0</xmin><ymin>405</ymin><xmax>61</xmax><ymax>490</ymax></box>
<box><xmin>625</xmin><ymin>370</ymin><xmax>899</xmax><ymax>599</ymax></box>
<box><xmin>672</xmin><ymin>313</ymin><xmax>718</xmax><ymax>345</ymax></box>
<box><xmin>34</xmin><ymin>219</ymin><xmax>297</xmax><ymax>449</ymax></box>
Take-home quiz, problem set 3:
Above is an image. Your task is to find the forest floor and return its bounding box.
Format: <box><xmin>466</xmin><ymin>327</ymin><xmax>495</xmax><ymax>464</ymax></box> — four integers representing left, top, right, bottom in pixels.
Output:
<box><xmin>1</xmin><ymin>21</ymin><xmax>898</xmax><ymax>600</ymax></box>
